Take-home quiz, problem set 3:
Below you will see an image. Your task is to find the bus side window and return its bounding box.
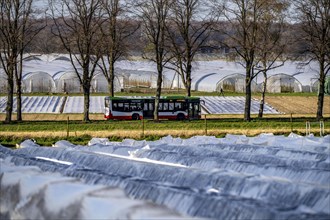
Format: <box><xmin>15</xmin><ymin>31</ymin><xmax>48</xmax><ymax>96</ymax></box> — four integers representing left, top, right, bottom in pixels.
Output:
<box><xmin>163</xmin><ymin>102</ymin><xmax>168</xmax><ymax>111</ymax></box>
<box><xmin>130</xmin><ymin>103</ymin><xmax>136</xmax><ymax>111</ymax></box>
<box><xmin>136</xmin><ymin>103</ymin><xmax>142</xmax><ymax>111</ymax></box>
<box><xmin>118</xmin><ymin>103</ymin><xmax>124</xmax><ymax>111</ymax></box>
<box><xmin>149</xmin><ymin>103</ymin><xmax>154</xmax><ymax>111</ymax></box>
<box><xmin>112</xmin><ymin>102</ymin><xmax>120</xmax><ymax>111</ymax></box>
<box><xmin>143</xmin><ymin>103</ymin><xmax>148</xmax><ymax>111</ymax></box>
<box><xmin>195</xmin><ymin>103</ymin><xmax>199</xmax><ymax>111</ymax></box>
<box><xmin>158</xmin><ymin>103</ymin><xmax>162</xmax><ymax>111</ymax></box>
<box><xmin>169</xmin><ymin>103</ymin><xmax>174</xmax><ymax>111</ymax></box>
<box><xmin>175</xmin><ymin>102</ymin><xmax>182</xmax><ymax>111</ymax></box>
<box><xmin>124</xmin><ymin>103</ymin><xmax>129</xmax><ymax>112</ymax></box>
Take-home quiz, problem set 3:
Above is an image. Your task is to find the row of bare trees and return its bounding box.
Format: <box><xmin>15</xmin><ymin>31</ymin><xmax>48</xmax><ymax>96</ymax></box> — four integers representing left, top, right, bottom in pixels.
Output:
<box><xmin>1</xmin><ymin>0</ymin><xmax>329</xmax><ymax>123</ymax></box>
<box><xmin>295</xmin><ymin>0</ymin><xmax>330</xmax><ymax>120</ymax></box>
<box><xmin>0</xmin><ymin>0</ymin><xmax>45</xmax><ymax>123</ymax></box>
<box><xmin>212</xmin><ymin>0</ymin><xmax>329</xmax><ymax>121</ymax></box>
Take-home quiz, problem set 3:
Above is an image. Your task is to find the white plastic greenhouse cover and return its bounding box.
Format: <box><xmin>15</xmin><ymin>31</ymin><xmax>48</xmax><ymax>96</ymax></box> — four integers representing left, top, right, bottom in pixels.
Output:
<box><xmin>0</xmin><ymin>72</ymin><xmax>7</xmax><ymax>93</ymax></box>
<box><xmin>115</xmin><ymin>68</ymin><xmax>172</xmax><ymax>89</ymax></box>
<box><xmin>1</xmin><ymin>53</ymin><xmax>323</xmax><ymax>94</ymax></box>
<box><xmin>22</xmin><ymin>71</ymin><xmax>56</xmax><ymax>93</ymax></box>
<box><xmin>23</xmin><ymin>55</ymin><xmax>42</xmax><ymax>62</ymax></box>
<box><xmin>91</xmin><ymin>72</ymin><xmax>121</xmax><ymax>93</ymax></box>
<box><xmin>216</xmin><ymin>73</ymin><xmax>258</xmax><ymax>92</ymax></box>
<box><xmin>52</xmin><ymin>56</ymin><xmax>71</xmax><ymax>62</ymax></box>
<box><xmin>267</xmin><ymin>73</ymin><xmax>303</xmax><ymax>93</ymax></box>
<box><xmin>191</xmin><ymin>70</ymin><xmax>258</xmax><ymax>93</ymax></box>
<box><xmin>255</xmin><ymin>61</ymin><xmax>321</xmax><ymax>93</ymax></box>
<box><xmin>54</xmin><ymin>71</ymin><xmax>82</xmax><ymax>93</ymax></box>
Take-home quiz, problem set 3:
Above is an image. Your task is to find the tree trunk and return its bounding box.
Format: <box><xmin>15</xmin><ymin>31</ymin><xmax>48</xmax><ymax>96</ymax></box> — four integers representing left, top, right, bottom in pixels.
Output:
<box><xmin>258</xmin><ymin>71</ymin><xmax>267</xmax><ymax>118</ymax></box>
<box><xmin>244</xmin><ymin>65</ymin><xmax>252</xmax><ymax>122</ymax></box>
<box><xmin>16</xmin><ymin>80</ymin><xmax>22</xmax><ymax>121</ymax></box>
<box><xmin>107</xmin><ymin>78</ymin><xmax>112</xmax><ymax>95</ymax></box>
<box><xmin>109</xmin><ymin>60</ymin><xmax>115</xmax><ymax>97</ymax></box>
<box><xmin>5</xmin><ymin>71</ymin><xmax>14</xmax><ymax>123</ymax></box>
<box><xmin>83</xmin><ymin>81</ymin><xmax>91</xmax><ymax>122</ymax></box>
<box><xmin>244</xmin><ymin>81</ymin><xmax>252</xmax><ymax>121</ymax></box>
<box><xmin>154</xmin><ymin>63</ymin><xmax>163</xmax><ymax>121</ymax></box>
<box><xmin>180</xmin><ymin>68</ymin><xmax>188</xmax><ymax>94</ymax></box>
<box><xmin>186</xmin><ymin>78</ymin><xmax>191</xmax><ymax>97</ymax></box>
<box><xmin>186</xmin><ymin>61</ymin><xmax>192</xmax><ymax>97</ymax></box>
<box><xmin>316</xmin><ymin>62</ymin><xmax>325</xmax><ymax>120</ymax></box>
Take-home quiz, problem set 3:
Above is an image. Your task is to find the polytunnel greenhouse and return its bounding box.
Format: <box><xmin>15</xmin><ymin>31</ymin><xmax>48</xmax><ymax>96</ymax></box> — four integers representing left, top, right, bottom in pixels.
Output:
<box><xmin>91</xmin><ymin>72</ymin><xmax>121</xmax><ymax>93</ymax></box>
<box><xmin>326</xmin><ymin>77</ymin><xmax>330</xmax><ymax>94</ymax></box>
<box><xmin>116</xmin><ymin>68</ymin><xmax>171</xmax><ymax>89</ymax></box>
<box><xmin>266</xmin><ymin>73</ymin><xmax>302</xmax><ymax>93</ymax></box>
<box><xmin>191</xmin><ymin>71</ymin><xmax>258</xmax><ymax>93</ymax></box>
<box><xmin>310</xmin><ymin>77</ymin><xmax>330</xmax><ymax>94</ymax></box>
<box><xmin>54</xmin><ymin>71</ymin><xmax>82</xmax><ymax>93</ymax></box>
<box><xmin>217</xmin><ymin>73</ymin><xmax>258</xmax><ymax>92</ymax></box>
<box><xmin>23</xmin><ymin>55</ymin><xmax>42</xmax><ymax>62</ymax></box>
<box><xmin>311</xmin><ymin>78</ymin><xmax>321</xmax><ymax>93</ymax></box>
<box><xmin>0</xmin><ymin>53</ymin><xmax>325</xmax><ymax>94</ymax></box>
<box><xmin>0</xmin><ymin>72</ymin><xmax>7</xmax><ymax>93</ymax></box>
<box><xmin>22</xmin><ymin>71</ymin><xmax>56</xmax><ymax>93</ymax></box>
<box><xmin>52</xmin><ymin>56</ymin><xmax>71</xmax><ymax>62</ymax></box>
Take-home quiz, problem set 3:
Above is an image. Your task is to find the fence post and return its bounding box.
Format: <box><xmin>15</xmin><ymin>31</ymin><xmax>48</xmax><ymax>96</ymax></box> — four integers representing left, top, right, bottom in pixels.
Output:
<box><xmin>204</xmin><ymin>115</ymin><xmax>207</xmax><ymax>135</ymax></box>
<box><xmin>290</xmin><ymin>113</ymin><xmax>293</xmax><ymax>132</ymax></box>
<box><xmin>305</xmin><ymin>120</ymin><xmax>310</xmax><ymax>136</ymax></box>
<box><xmin>142</xmin><ymin>118</ymin><xmax>145</xmax><ymax>138</ymax></box>
<box><xmin>320</xmin><ymin>120</ymin><xmax>324</xmax><ymax>137</ymax></box>
<box><xmin>67</xmin><ymin>116</ymin><xmax>69</xmax><ymax>139</ymax></box>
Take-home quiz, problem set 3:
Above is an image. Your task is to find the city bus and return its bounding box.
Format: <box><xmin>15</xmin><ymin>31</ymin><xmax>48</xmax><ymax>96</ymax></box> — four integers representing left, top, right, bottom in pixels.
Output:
<box><xmin>104</xmin><ymin>96</ymin><xmax>202</xmax><ymax>120</ymax></box>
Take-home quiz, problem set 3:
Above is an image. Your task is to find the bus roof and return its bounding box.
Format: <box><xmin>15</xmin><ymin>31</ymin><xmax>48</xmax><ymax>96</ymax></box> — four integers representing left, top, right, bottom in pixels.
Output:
<box><xmin>106</xmin><ymin>96</ymin><xmax>200</xmax><ymax>100</ymax></box>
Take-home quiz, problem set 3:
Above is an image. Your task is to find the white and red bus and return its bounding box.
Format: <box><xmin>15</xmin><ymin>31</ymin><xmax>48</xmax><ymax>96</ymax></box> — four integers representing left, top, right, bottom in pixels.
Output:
<box><xmin>104</xmin><ymin>96</ymin><xmax>202</xmax><ymax>120</ymax></box>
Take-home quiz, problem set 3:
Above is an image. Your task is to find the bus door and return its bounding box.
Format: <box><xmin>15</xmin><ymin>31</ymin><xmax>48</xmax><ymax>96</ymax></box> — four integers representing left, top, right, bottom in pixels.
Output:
<box><xmin>143</xmin><ymin>100</ymin><xmax>154</xmax><ymax>119</ymax></box>
<box><xmin>188</xmin><ymin>101</ymin><xmax>200</xmax><ymax>119</ymax></box>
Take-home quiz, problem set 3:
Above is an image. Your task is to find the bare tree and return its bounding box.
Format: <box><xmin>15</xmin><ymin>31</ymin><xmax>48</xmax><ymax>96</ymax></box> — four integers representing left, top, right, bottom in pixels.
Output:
<box><xmin>255</xmin><ymin>1</ymin><xmax>289</xmax><ymax>118</ymax></box>
<box><xmin>221</xmin><ymin>0</ymin><xmax>262</xmax><ymax>121</ymax></box>
<box><xmin>0</xmin><ymin>0</ymin><xmax>16</xmax><ymax>123</ymax></box>
<box><xmin>0</xmin><ymin>0</ymin><xmax>44</xmax><ymax>123</ymax></box>
<box><xmin>214</xmin><ymin>0</ymin><xmax>287</xmax><ymax>121</ymax></box>
<box><xmin>136</xmin><ymin>0</ymin><xmax>172</xmax><ymax>121</ymax></box>
<box><xmin>98</xmin><ymin>0</ymin><xmax>139</xmax><ymax>97</ymax></box>
<box><xmin>165</xmin><ymin>0</ymin><xmax>213</xmax><ymax>97</ymax></box>
<box><xmin>294</xmin><ymin>0</ymin><xmax>330</xmax><ymax>120</ymax></box>
<box><xmin>50</xmin><ymin>0</ymin><xmax>104</xmax><ymax>122</ymax></box>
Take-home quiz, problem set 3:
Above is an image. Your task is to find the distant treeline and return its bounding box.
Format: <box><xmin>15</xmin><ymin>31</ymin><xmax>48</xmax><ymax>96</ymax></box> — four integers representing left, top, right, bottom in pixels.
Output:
<box><xmin>25</xmin><ymin>18</ymin><xmax>304</xmax><ymax>59</ymax></box>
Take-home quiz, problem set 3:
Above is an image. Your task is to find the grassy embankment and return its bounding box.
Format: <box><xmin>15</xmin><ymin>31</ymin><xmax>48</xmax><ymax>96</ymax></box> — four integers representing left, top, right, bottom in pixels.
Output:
<box><xmin>1</xmin><ymin>117</ymin><xmax>329</xmax><ymax>147</ymax></box>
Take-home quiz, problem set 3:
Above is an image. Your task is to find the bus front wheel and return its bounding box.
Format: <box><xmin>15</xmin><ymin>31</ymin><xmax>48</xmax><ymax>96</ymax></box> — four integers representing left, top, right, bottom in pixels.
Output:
<box><xmin>132</xmin><ymin>113</ymin><xmax>140</xmax><ymax>120</ymax></box>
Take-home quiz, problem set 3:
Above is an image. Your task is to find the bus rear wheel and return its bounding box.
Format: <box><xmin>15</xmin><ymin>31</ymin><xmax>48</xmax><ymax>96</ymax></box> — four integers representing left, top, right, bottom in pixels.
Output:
<box><xmin>132</xmin><ymin>113</ymin><xmax>140</xmax><ymax>120</ymax></box>
<box><xmin>177</xmin><ymin>113</ymin><xmax>185</xmax><ymax>120</ymax></box>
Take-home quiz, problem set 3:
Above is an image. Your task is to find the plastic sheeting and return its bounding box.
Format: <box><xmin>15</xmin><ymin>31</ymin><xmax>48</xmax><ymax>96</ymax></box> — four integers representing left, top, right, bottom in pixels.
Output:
<box><xmin>0</xmin><ymin>96</ymin><xmax>280</xmax><ymax>114</ymax></box>
<box><xmin>1</xmin><ymin>133</ymin><xmax>329</xmax><ymax>219</ymax></box>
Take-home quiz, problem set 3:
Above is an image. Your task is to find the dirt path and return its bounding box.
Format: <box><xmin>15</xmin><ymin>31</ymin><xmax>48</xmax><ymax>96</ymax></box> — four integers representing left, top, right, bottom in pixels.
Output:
<box><xmin>256</xmin><ymin>96</ymin><xmax>330</xmax><ymax>114</ymax></box>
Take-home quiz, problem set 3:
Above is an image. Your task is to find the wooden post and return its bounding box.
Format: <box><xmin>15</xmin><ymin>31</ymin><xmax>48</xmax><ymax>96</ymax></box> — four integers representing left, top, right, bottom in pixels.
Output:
<box><xmin>67</xmin><ymin>116</ymin><xmax>69</xmax><ymax>139</ymax></box>
<box><xmin>306</xmin><ymin>120</ymin><xmax>310</xmax><ymax>136</ymax></box>
<box><xmin>320</xmin><ymin>120</ymin><xmax>324</xmax><ymax>137</ymax></box>
<box><xmin>290</xmin><ymin>113</ymin><xmax>293</xmax><ymax>132</ymax></box>
<box><xmin>142</xmin><ymin>118</ymin><xmax>145</xmax><ymax>138</ymax></box>
<box><xmin>204</xmin><ymin>115</ymin><xmax>207</xmax><ymax>135</ymax></box>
